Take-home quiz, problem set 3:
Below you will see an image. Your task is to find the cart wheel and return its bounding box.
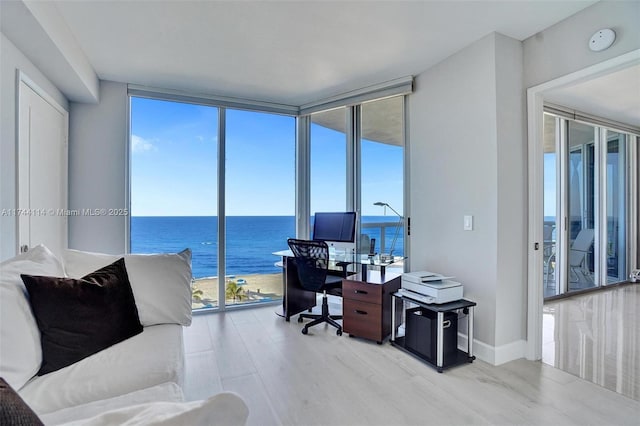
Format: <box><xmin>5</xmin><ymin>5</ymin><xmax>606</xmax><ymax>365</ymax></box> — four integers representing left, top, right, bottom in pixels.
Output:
<box><xmin>301</xmin><ymin>327</ymin><xmax>308</xmax><ymax>335</ymax></box>
<box><xmin>376</xmin><ymin>341</ymin><xmax>382</xmax><ymax>345</ymax></box>
<box><xmin>298</xmin><ymin>316</ymin><xmax>303</xmax><ymax>323</ymax></box>
<box><xmin>349</xmin><ymin>334</ymin><xmax>355</xmax><ymax>338</ymax></box>
<box><xmin>437</xmin><ymin>368</ymin><xmax>443</xmax><ymax>373</ymax></box>
<box><xmin>285</xmin><ymin>316</ymin><xmax>290</xmax><ymax>322</ymax></box>
<box><xmin>336</xmin><ymin>329</ymin><xmax>342</xmax><ymax>336</ymax></box>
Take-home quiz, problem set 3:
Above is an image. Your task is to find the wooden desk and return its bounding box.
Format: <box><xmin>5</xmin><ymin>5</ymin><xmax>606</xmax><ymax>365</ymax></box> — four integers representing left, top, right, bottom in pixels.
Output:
<box><xmin>277</xmin><ymin>256</ymin><xmax>316</xmax><ymax>321</ymax></box>
<box><xmin>342</xmin><ymin>271</ymin><xmax>402</xmax><ymax>344</ymax></box>
<box><xmin>274</xmin><ymin>251</ymin><xmax>353</xmax><ymax>321</ymax></box>
<box><xmin>273</xmin><ymin>251</ymin><xmax>403</xmax><ymax>334</ymax></box>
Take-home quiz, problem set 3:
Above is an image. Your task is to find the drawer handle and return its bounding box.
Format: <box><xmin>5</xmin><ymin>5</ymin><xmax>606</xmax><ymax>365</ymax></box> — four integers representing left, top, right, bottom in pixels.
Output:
<box><xmin>354</xmin><ymin>290</ymin><xmax>368</xmax><ymax>295</ymax></box>
<box><xmin>354</xmin><ymin>310</ymin><xmax>368</xmax><ymax>315</ymax></box>
<box><xmin>443</xmin><ymin>320</ymin><xmax>451</xmax><ymax>328</ymax></box>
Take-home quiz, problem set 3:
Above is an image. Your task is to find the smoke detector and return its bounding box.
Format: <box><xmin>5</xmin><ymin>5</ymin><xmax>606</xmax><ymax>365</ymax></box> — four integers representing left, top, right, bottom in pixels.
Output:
<box><xmin>589</xmin><ymin>29</ymin><xmax>616</xmax><ymax>52</ymax></box>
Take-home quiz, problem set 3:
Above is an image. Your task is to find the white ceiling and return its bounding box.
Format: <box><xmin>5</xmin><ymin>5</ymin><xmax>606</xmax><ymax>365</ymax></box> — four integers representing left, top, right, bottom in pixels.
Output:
<box><xmin>544</xmin><ymin>64</ymin><xmax>640</xmax><ymax>128</ymax></box>
<box><xmin>43</xmin><ymin>0</ymin><xmax>598</xmax><ymax>106</ymax></box>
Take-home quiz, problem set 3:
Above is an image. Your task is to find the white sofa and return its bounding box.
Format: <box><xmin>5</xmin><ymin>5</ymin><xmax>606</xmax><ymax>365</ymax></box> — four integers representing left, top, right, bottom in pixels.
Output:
<box><xmin>0</xmin><ymin>245</ymin><xmax>248</xmax><ymax>425</ymax></box>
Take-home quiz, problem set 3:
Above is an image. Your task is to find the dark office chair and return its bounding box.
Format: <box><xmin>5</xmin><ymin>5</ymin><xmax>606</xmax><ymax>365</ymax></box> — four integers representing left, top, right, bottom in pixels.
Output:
<box><xmin>287</xmin><ymin>238</ymin><xmax>343</xmax><ymax>336</ymax></box>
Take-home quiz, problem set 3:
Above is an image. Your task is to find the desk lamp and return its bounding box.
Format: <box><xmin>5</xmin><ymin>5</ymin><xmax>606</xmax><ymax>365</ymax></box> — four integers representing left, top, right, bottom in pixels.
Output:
<box><xmin>373</xmin><ymin>202</ymin><xmax>403</xmax><ymax>258</ymax></box>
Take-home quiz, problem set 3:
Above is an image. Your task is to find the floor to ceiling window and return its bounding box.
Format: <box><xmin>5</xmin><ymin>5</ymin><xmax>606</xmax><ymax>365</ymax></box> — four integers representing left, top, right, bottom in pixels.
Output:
<box><xmin>130</xmin><ymin>85</ymin><xmax>408</xmax><ymax>311</ymax></box>
<box><xmin>129</xmin><ymin>97</ymin><xmax>219</xmax><ymax>308</ymax></box>
<box><xmin>224</xmin><ymin>109</ymin><xmax>295</xmax><ymax>307</ymax></box>
<box><xmin>130</xmin><ymin>96</ymin><xmax>295</xmax><ymax>311</ymax></box>
<box><xmin>310</xmin><ymin>107</ymin><xmax>347</xmax><ymax>214</ymax></box>
<box><xmin>542</xmin><ymin>109</ymin><xmax>637</xmax><ymax>299</ymax></box>
<box><xmin>305</xmin><ymin>96</ymin><xmax>406</xmax><ymax>257</ymax></box>
<box><xmin>360</xmin><ymin>97</ymin><xmax>404</xmax><ymax>257</ymax></box>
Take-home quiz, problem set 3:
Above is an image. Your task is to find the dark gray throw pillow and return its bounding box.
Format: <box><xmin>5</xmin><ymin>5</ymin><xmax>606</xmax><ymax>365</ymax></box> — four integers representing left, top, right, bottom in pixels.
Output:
<box><xmin>21</xmin><ymin>258</ymin><xmax>143</xmax><ymax>375</ymax></box>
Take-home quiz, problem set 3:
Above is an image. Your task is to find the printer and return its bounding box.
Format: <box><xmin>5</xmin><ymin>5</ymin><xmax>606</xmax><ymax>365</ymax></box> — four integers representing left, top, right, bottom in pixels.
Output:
<box><xmin>401</xmin><ymin>271</ymin><xmax>463</xmax><ymax>304</ymax></box>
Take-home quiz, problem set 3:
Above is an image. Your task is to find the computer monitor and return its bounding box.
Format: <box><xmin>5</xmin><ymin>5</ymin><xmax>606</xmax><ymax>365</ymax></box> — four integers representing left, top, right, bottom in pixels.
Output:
<box><xmin>312</xmin><ymin>211</ymin><xmax>357</xmax><ymax>263</ymax></box>
<box><xmin>312</xmin><ymin>212</ymin><xmax>356</xmax><ymax>243</ymax></box>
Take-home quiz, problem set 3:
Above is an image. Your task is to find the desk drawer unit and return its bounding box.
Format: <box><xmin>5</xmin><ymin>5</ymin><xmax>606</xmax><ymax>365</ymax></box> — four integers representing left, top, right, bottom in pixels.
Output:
<box><xmin>342</xmin><ymin>273</ymin><xmax>401</xmax><ymax>344</ymax></box>
<box><xmin>342</xmin><ymin>279</ymin><xmax>382</xmax><ymax>304</ymax></box>
<box><xmin>343</xmin><ymin>299</ymin><xmax>382</xmax><ymax>340</ymax></box>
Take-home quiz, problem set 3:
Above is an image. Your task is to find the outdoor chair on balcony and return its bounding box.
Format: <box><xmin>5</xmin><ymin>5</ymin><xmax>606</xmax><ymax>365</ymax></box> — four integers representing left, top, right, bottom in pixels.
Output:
<box><xmin>569</xmin><ymin>228</ymin><xmax>595</xmax><ymax>285</ymax></box>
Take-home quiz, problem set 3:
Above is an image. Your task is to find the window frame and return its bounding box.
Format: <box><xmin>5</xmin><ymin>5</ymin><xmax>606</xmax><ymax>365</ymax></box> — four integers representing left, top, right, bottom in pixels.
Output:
<box><xmin>127</xmin><ymin>83</ymin><xmax>411</xmax><ymax>312</ymax></box>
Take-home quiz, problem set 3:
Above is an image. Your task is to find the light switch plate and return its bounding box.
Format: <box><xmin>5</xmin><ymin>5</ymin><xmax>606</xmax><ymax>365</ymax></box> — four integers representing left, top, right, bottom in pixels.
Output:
<box><xmin>464</xmin><ymin>215</ymin><xmax>473</xmax><ymax>231</ymax></box>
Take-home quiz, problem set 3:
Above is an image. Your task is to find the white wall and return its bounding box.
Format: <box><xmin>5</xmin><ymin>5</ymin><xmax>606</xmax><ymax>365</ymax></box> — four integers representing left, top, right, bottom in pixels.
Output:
<box><xmin>408</xmin><ymin>0</ymin><xmax>640</xmax><ymax>365</ymax></box>
<box><xmin>0</xmin><ymin>32</ymin><xmax>69</xmax><ymax>261</ymax></box>
<box><xmin>523</xmin><ymin>0</ymin><xmax>640</xmax><ymax>88</ymax></box>
<box><xmin>494</xmin><ymin>34</ymin><xmax>526</xmax><ymax>349</ymax></box>
<box><xmin>409</xmin><ymin>32</ymin><xmax>526</xmax><ymax>363</ymax></box>
<box><xmin>68</xmin><ymin>81</ymin><xmax>128</xmax><ymax>254</ymax></box>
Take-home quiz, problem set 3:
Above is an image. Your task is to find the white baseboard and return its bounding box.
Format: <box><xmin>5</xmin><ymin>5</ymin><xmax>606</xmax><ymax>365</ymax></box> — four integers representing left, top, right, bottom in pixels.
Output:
<box><xmin>457</xmin><ymin>333</ymin><xmax>526</xmax><ymax>366</ymax></box>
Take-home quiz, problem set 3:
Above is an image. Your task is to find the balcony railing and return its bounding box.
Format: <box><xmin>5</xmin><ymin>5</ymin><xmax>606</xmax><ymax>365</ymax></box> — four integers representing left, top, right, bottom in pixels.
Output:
<box><xmin>362</xmin><ymin>220</ymin><xmax>404</xmax><ymax>255</ymax></box>
<box><xmin>191</xmin><ymin>220</ymin><xmax>405</xmax><ymax>310</ymax></box>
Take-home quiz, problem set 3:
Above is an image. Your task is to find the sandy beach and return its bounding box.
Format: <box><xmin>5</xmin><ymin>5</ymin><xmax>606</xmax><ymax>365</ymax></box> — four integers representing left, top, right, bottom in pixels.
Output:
<box><xmin>191</xmin><ymin>272</ymin><xmax>283</xmax><ymax>308</ymax></box>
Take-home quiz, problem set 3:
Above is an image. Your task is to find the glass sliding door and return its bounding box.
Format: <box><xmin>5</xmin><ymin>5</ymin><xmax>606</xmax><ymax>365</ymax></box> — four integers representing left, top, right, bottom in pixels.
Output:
<box><xmin>543</xmin><ymin>110</ymin><xmax>636</xmax><ymax>299</ymax></box>
<box><xmin>543</xmin><ymin>114</ymin><xmax>559</xmax><ymax>297</ymax></box>
<box><xmin>129</xmin><ymin>97</ymin><xmax>219</xmax><ymax>310</ymax></box>
<box><xmin>224</xmin><ymin>109</ymin><xmax>295</xmax><ymax>307</ymax></box>
<box><xmin>360</xmin><ymin>97</ymin><xmax>404</xmax><ymax>258</ymax></box>
<box><xmin>567</xmin><ymin>121</ymin><xmax>597</xmax><ymax>291</ymax></box>
<box><xmin>604</xmin><ymin>130</ymin><xmax>627</xmax><ymax>284</ymax></box>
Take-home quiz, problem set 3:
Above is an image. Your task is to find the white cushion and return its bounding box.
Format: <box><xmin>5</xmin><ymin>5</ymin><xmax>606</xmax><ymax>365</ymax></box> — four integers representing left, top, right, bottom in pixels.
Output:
<box><xmin>20</xmin><ymin>324</ymin><xmax>185</xmax><ymax>415</ymax></box>
<box><xmin>62</xmin><ymin>249</ymin><xmax>192</xmax><ymax>326</ymax></box>
<box><xmin>60</xmin><ymin>392</ymin><xmax>249</xmax><ymax>426</ymax></box>
<box><xmin>0</xmin><ymin>245</ymin><xmax>65</xmax><ymax>390</ymax></box>
<box><xmin>40</xmin><ymin>383</ymin><xmax>185</xmax><ymax>426</ymax></box>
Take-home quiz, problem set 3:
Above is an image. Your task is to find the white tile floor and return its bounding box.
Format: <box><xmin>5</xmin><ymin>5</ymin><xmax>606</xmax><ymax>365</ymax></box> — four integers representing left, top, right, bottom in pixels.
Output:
<box><xmin>543</xmin><ymin>283</ymin><xmax>640</xmax><ymax>401</ymax></box>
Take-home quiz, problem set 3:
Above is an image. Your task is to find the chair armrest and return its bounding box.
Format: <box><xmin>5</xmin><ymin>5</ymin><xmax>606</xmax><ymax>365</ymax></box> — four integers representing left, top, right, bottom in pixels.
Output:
<box><xmin>571</xmin><ymin>248</ymin><xmax>591</xmax><ymax>254</ymax></box>
<box><xmin>331</xmin><ymin>261</ymin><xmax>351</xmax><ymax>278</ymax></box>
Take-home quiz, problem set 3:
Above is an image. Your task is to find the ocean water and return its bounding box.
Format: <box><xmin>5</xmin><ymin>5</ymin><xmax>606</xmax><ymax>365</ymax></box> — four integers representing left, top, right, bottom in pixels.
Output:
<box><xmin>131</xmin><ymin>216</ymin><xmax>404</xmax><ymax>279</ymax></box>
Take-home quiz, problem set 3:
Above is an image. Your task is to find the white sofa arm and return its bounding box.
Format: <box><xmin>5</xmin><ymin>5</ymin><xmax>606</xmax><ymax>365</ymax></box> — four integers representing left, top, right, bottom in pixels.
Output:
<box><xmin>59</xmin><ymin>392</ymin><xmax>249</xmax><ymax>426</ymax></box>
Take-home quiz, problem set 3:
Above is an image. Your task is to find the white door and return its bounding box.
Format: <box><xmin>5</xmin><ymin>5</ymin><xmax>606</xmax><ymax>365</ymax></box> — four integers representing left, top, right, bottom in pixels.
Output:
<box><xmin>18</xmin><ymin>75</ymin><xmax>68</xmax><ymax>256</ymax></box>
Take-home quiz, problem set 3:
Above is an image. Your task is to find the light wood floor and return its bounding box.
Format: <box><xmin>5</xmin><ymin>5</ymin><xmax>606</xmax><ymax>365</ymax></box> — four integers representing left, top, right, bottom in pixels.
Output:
<box><xmin>183</xmin><ymin>299</ymin><xmax>639</xmax><ymax>426</ymax></box>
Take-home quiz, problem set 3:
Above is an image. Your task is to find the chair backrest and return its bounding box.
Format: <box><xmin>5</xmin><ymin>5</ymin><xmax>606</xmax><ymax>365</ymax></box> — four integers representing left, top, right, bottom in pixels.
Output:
<box><xmin>569</xmin><ymin>228</ymin><xmax>595</xmax><ymax>266</ymax></box>
<box><xmin>287</xmin><ymin>238</ymin><xmax>329</xmax><ymax>292</ymax></box>
<box><xmin>358</xmin><ymin>234</ymin><xmax>370</xmax><ymax>254</ymax></box>
<box><xmin>543</xmin><ymin>224</ymin><xmax>554</xmax><ymax>241</ymax></box>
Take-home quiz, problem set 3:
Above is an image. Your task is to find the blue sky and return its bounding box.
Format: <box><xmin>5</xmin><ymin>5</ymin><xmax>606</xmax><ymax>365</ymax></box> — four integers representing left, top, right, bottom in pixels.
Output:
<box><xmin>130</xmin><ymin>97</ymin><xmax>403</xmax><ymax>216</ymax></box>
<box><xmin>544</xmin><ymin>153</ymin><xmax>556</xmax><ymax>218</ymax></box>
